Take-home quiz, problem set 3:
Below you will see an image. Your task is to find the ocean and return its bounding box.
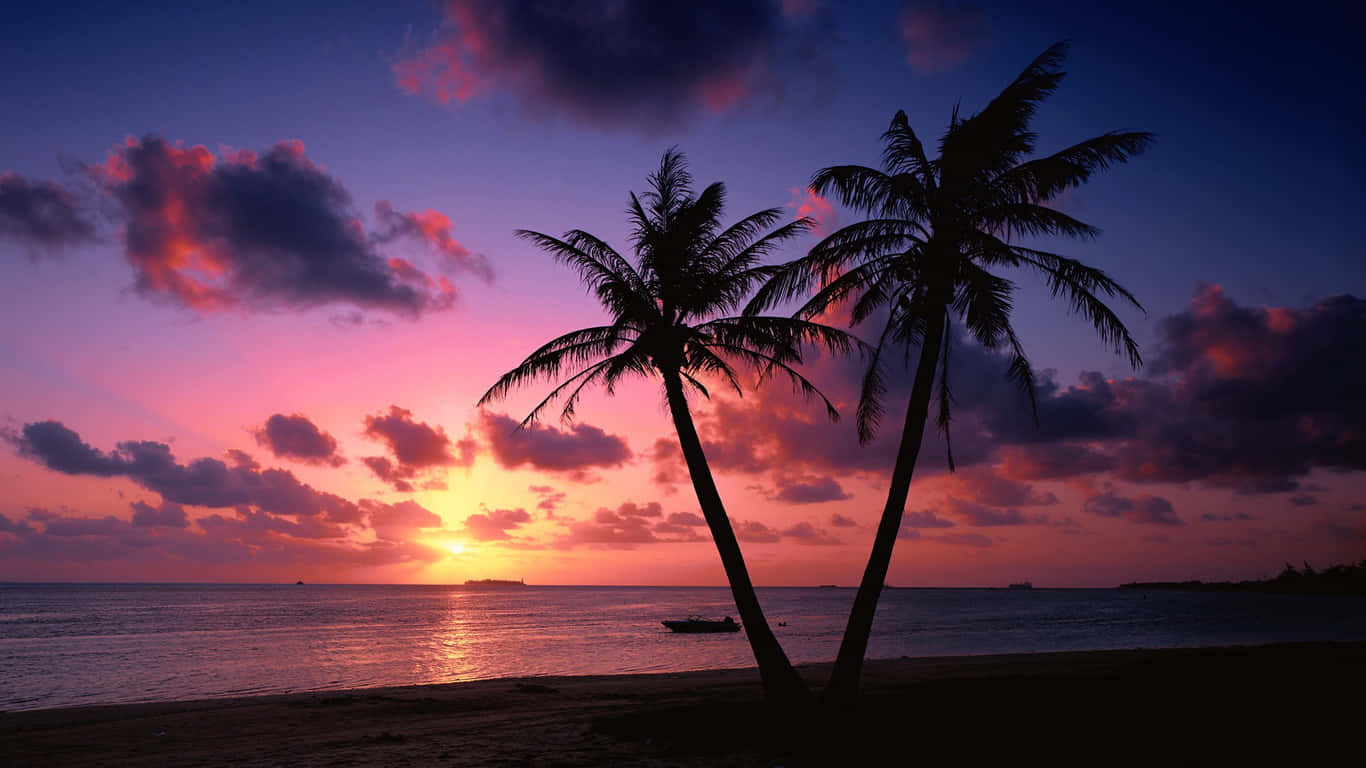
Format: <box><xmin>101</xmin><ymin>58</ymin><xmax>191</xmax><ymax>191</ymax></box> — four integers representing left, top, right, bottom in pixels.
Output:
<box><xmin>3</xmin><ymin>583</ymin><xmax>1364</xmax><ymax>711</ymax></box>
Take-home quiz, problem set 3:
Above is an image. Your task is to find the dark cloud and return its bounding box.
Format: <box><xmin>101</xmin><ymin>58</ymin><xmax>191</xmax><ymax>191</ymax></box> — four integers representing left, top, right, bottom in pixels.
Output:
<box><xmin>666</xmin><ymin>512</ymin><xmax>706</xmax><ymax>527</ymax></box>
<box><xmin>771</xmin><ymin>474</ymin><xmax>851</xmax><ymax>504</ymax></box>
<box><xmin>951</xmin><ymin>467</ymin><xmax>1058</xmax><ymax>507</ymax></box>
<box><xmin>463</xmin><ymin>507</ymin><xmax>532</xmax><ymax>541</ymax></box>
<box><xmin>87</xmin><ymin>137</ymin><xmax>464</xmax><ymax>316</ymax></box>
<box><xmin>902</xmin><ymin>509</ymin><xmax>955</xmax><ymax>529</ymax></box>
<box><xmin>253</xmin><ymin>413</ymin><xmax>344</xmax><ymax>467</ymax></box>
<box><xmin>1201</xmin><ymin>511</ymin><xmax>1255</xmax><ymax>523</ymax></box>
<box><xmin>551</xmin><ymin>501</ymin><xmax>704</xmax><ymax>548</ymax></box>
<box><xmin>1083</xmin><ymin>492</ymin><xmax>1183</xmax><ymax>526</ymax></box>
<box><xmin>1</xmin><ymin>172</ymin><xmax>98</xmax><ymax>253</ymax></box>
<box><xmin>899</xmin><ymin>528</ymin><xmax>993</xmax><ymax>547</ymax></box>
<box><xmin>780</xmin><ymin>521</ymin><xmax>842</xmax><ymax>545</ymax></box>
<box><xmin>734</xmin><ymin>519</ymin><xmax>781</xmax><ymax>543</ymax></box>
<box><xmin>130</xmin><ymin>499</ymin><xmax>188</xmax><ymax>528</ymax></box>
<box><xmin>945</xmin><ymin>498</ymin><xmax>1032</xmax><ymax>527</ymax></box>
<box><xmin>829</xmin><ymin>513</ymin><xmax>858</xmax><ymax>528</ymax></box>
<box><xmin>394</xmin><ymin>0</ymin><xmax>835</xmax><ymax>131</ymax></box>
<box><xmin>480</xmin><ymin>411</ymin><xmax>631</xmax><ymax>477</ymax></box>
<box><xmin>10</xmin><ymin>420</ymin><xmax>362</xmax><ymax>523</ymax></box>
<box><xmin>990</xmin><ymin>287</ymin><xmax>1366</xmax><ymax>494</ymax></box>
<box><xmin>363</xmin><ymin>406</ymin><xmax>474</xmax><ymax>491</ymax></box>
<box><xmin>0</xmin><ymin>506</ymin><xmax>443</xmax><ymax>573</ymax></box>
<box><xmin>898</xmin><ymin>1</ymin><xmax>988</xmax><ymax>73</ymax></box>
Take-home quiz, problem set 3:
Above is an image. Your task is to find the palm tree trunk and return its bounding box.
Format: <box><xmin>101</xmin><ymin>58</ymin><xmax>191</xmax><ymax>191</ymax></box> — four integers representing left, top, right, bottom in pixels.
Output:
<box><xmin>821</xmin><ymin>308</ymin><xmax>946</xmax><ymax>710</ymax></box>
<box><xmin>662</xmin><ymin>369</ymin><xmax>812</xmax><ymax>707</ymax></box>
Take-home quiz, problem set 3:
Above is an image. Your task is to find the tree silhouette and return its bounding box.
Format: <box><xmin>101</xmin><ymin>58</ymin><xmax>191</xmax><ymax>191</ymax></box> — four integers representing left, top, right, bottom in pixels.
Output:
<box><xmin>480</xmin><ymin>149</ymin><xmax>857</xmax><ymax>706</ymax></box>
<box><xmin>750</xmin><ymin>42</ymin><xmax>1154</xmax><ymax>708</ymax></box>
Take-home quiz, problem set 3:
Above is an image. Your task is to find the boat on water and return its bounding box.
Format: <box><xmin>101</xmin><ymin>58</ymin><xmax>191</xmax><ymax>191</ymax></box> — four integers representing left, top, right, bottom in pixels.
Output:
<box><xmin>1008</xmin><ymin>581</ymin><xmax>1033</xmax><ymax>590</ymax></box>
<box><xmin>464</xmin><ymin>578</ymin><xmax>527</xmax><ymax>588</ymax></box>
<box><xmin>662</xmin><ymin>616</ymin><xmax>741</xmax><ymax>633</ymax></box>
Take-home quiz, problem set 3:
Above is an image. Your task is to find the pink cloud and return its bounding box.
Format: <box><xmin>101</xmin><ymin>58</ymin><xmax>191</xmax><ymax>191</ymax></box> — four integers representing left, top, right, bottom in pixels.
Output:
<box><xmin>899</xmin><ymin>1</ymin><xmax>988</xmax><ymax>74</ymax></box>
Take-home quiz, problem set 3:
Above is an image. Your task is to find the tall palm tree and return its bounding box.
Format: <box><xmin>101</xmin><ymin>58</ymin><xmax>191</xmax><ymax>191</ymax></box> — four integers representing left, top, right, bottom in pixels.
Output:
<box><xmin>480</xmin><ymin>150</ymin><xmax>856</xmax><ymax>706</ymax></box>
<box><xmin>749</xmin><ymin>42</ymin><xmax>1154</xmax><ymax>708</ymax></box>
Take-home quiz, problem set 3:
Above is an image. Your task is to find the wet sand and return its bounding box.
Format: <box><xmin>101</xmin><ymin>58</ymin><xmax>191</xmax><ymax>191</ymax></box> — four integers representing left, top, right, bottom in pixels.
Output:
<box><xmin>3</xmin><ymin>642</ymin><xmax>1362</xmax><ymax>767</ymax></box>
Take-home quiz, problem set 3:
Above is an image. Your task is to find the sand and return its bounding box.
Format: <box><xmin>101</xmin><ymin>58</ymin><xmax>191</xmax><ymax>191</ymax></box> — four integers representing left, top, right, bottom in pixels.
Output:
<box><xmin>3</xmin><ymin>642</ymin><xmax>1362</xmax><ymax>767</ymax></box>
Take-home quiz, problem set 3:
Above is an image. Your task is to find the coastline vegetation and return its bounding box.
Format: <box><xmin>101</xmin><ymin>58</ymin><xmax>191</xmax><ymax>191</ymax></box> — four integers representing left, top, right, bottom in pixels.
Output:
<box><xmin>1121</xmin><ymin>561</ymin><xmax>1366</xmax><ymax>595</ymax></box>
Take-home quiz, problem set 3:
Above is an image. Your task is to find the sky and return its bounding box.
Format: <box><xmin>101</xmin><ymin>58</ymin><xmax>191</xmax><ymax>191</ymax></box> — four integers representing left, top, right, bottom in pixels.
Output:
<box><xmin>1</xmin><ymin>0</ymin><xmax>1362</xmax><ymax>587</ymax></box>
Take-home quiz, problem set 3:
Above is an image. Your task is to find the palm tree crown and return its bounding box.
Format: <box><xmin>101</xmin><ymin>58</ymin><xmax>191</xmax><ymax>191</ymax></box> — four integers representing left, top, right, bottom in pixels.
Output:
<box><xmin>752</xmin><ymin>41</ymin><xmax>1152</xmax><ymax>458</ymax></box>
<box><xmin>481</xmin><ymin>149</ymin><xmax>852</xmax><ymax>424</ymax></box>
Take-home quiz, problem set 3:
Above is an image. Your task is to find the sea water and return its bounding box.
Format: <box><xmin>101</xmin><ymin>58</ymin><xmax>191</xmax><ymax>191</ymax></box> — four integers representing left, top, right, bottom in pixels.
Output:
<box><xmin>2</xmin><ymin>583</ymin><xmax>1363</xmax><ymax>711</ymax></box>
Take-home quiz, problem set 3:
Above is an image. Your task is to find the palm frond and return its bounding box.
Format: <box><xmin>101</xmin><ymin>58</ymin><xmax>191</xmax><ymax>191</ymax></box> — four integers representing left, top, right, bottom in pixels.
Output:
<box><xmin>994</xmin><ymin>131</ymin><xmax>1155</xmax><ymax>204</ymax></box>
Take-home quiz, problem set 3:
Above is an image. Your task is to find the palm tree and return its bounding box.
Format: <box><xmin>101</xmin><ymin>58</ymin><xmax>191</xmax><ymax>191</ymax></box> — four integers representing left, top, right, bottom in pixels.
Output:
<box><xmin>749</xmin><ymin>42</ymin><xmax>1154</xmax><ymax>708</ymax></box>
<box><xmin>480</xmin><ymin>150</ymin><xmax>857</xmax><ymax>706</ymax></box>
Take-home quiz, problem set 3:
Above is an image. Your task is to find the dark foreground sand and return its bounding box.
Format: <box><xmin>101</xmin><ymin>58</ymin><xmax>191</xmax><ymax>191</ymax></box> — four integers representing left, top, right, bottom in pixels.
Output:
<box><xmin>3</xmin><ymin>642</ymin><xmax>1363</xmax><ymax>767</ymax></box>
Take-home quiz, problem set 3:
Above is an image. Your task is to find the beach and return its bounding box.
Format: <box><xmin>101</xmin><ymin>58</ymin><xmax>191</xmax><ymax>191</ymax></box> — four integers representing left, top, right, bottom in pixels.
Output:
<box><xmin>4</xmin><ymin>641</ymin><xmax>1361</xmax><ymax>767</ymax></box>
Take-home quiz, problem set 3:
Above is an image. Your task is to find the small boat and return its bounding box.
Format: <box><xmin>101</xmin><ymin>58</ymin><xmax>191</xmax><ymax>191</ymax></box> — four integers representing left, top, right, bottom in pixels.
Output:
<box><xmin>295</xmin><ymin>579</ymin><xmax>304</xmax><ymax>585</ymax></box>
<box><xmin>818</xmin><ymin>584</ymin><xmax>838</xmax><ymax>588</ymax></box>
<box><xmin>1008</xmin><ymin>581</ymin><xmax>1033</xmax><ymax>590</ymax></box>
<box><xmin>662</xmin><ymin>616</ymin><xmax>741</xmax><ymax>633</ymax></box>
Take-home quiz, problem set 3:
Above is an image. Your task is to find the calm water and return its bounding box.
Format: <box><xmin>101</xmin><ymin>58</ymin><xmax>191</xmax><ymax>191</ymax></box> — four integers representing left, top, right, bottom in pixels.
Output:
<box><xmin>2</xmin><ymin>583</ymin><xmax>1364</xmax><ymax>711</ymax></box>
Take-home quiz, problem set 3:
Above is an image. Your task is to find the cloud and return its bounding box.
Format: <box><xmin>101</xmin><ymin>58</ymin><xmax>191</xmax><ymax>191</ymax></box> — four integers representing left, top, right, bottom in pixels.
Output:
<box><xmin>0</xmin><ymin>506</ymin><xmax>444</xmax><ymax>573</ymax></box>
<box><xmin>365</xmin><ymin>499</ymin><xmax>443</xmax><ymax>541</ymax></box>
<box><xmin>902</xmin><ymin>509</ymin><xmax>955</xmax><ymax>529</ymax></box>
<box><xmin>86</xmin><ymin>136</ymin><xmax>467</xmax><ymax>316</ymax></box>
<box><xmin>1083</xmin><ymin>491</ymin><xmax>1183</xmax><ymax>526</ymax></box>
<box><xmin>1201</xmin><ymin>511</ymin><xmax>1255</xmax><ymax>523</ymax></box>
<box><xmin>992</xmin><ymin>287</ymin><xmax>1366</xmax><ymax>494</ymax></box>
<box><xmin>463</xmin><ymin>507</ymin><xmax>532</xmax><ymax>541</ymax></box>
<box><xmin>829</xmin><ymin>513</ymin><xmax>858</xmax><ymax>528</ymax></box>
<box><xmin>944</xmin><ymin>498</ymin><xmax>1032</xmax><ymax>527</ymax></box>
<box><xmin>950</xmin><ymin>467</ymin><xmax>1058</xmax><ymax>507</ymax></box>
<box><xmin>528</xmin><ymin>484</ymin><xmax>567</xmax><ymax>513</ymax></box>
<box><xmin>1</xmin><ymin>172</ymin><xmax>98</xmax><ymax>254</ymax></box>
<box><xmin>253</xmin><ymin>413</ymin><xmax>344</xmax><ymax>467</ymax></box>
<box><xmin>393</xmin><ymin>0</ymin><xmax>835</xmax><ymax>131</ymax></box>
<box><xmin>786</xmin><ymin>187</ymin><xmax>837</xmax><ymax>235</ymax></box>
<box><xmin>898</xmin><ymin>1</ymin><xmax>988</xmax><ymax>73</ymax></box>
<box><xmin>479</xmin><ymin>411</ymin><xmax>631</xmax><ymax>477</ymax></box>
<box><xmin>551</xmin><ymin>501</ymin><xmax>705</xmax><ymax>548</ymax></box>
<box><xmin>363</xmin><ymin>406</ymin><xmax>474</xmax><ymax>491</ymax></box>
<box><xmin>734</xmin><ymin>519</ymin><xmax>781</xmax><ymax>543</ymax></box>
<box><xmin>129</xmin><ymin>499</ymin><xmax>188</xmax><ymax>528</ymax></box>
<box><xmin>9</xmin><ymin>421</ymin><xmax>363</xmax><ymax>523</ymax></box>
<box><xmin>771</xmin><ymin>474</ymin><xmax>851</xmax><ymax>504</ymax></box>
<box><xmin>780</xmin><ymin>521</ymin><xmax>842</xmax><ymax>545</ymax></box>
<box><xmin>372</xmin><ymin>200</ymin><xmax>493</xmax><ymax>282</ymax></box>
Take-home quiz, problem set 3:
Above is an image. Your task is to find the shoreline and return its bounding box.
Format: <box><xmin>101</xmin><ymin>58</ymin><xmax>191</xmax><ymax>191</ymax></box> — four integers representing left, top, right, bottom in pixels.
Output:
<box><xmin>4</xmin><ymin>641</ymin><xmax>1363</xmax><ymax>766</ymax></box>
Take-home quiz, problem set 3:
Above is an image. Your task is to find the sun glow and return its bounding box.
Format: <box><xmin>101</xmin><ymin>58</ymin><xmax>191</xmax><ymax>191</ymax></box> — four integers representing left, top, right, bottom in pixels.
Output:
<box><xmin>446</xmin><ymin>541</ymin><xmax>467</xmax><ymax>556</ymax></box>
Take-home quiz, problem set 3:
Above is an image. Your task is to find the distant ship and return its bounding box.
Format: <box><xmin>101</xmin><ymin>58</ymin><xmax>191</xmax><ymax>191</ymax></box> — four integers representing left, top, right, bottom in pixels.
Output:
<box><xmin>295</xmin><ymin>579</ymin><xmax>304</xmax><ymax>585</ymax></box>
<box><xmin>464</xmin><ymin>578</ymin><xmax>527</xmax><ymax>588</ymax></box>
<box><xmin>1008</xmin><ymin>581</ymin><xmax>1033</xmax><ymax>590</ymax></box>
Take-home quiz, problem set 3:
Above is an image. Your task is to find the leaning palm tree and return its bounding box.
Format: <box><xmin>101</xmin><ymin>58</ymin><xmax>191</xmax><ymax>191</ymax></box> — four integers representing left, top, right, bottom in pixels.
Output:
<box><xmin>749</xmin><ymin>42</ymin><xmax>1154</xmax><ymax>708</ymax></box>
<box><xmin>480</xmin><ymin>150</ymin><xmax>857</xmax><ymax>706</ymax></box>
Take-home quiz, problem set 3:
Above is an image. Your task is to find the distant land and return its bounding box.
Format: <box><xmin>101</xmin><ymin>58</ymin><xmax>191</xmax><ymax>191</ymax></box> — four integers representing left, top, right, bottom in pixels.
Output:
<box><xmin>1121</xmin><ymin>561</ymin><xmax>1366</xmax><ymax>595</ymax></box>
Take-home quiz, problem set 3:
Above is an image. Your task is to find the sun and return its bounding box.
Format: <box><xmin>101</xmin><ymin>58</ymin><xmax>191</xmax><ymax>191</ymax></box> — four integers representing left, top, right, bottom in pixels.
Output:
<box><xmin>446</xmin><ymin>541</ymin><xmax>466</xmax><ymax>556</ymax></box>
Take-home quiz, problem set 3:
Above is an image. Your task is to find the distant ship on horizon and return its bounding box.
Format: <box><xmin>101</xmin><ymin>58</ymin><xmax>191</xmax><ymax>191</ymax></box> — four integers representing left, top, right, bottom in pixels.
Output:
<box><xmin>463</xmin><ymin>578</ymin><xmax>527</xmax><ymax>588</ymax></box>
<box><xmin>1008</xmin><ymin>581</ymin><xmax>1033</xmax><ymax>590</ymax></box>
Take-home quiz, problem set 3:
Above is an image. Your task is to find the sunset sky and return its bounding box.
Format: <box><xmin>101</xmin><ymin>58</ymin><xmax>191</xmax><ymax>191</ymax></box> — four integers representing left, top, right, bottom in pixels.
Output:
<box><xmin>2</xmin><ymin>0</ymin><xmax>1362</xmax><ymax>587</ymax></box>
